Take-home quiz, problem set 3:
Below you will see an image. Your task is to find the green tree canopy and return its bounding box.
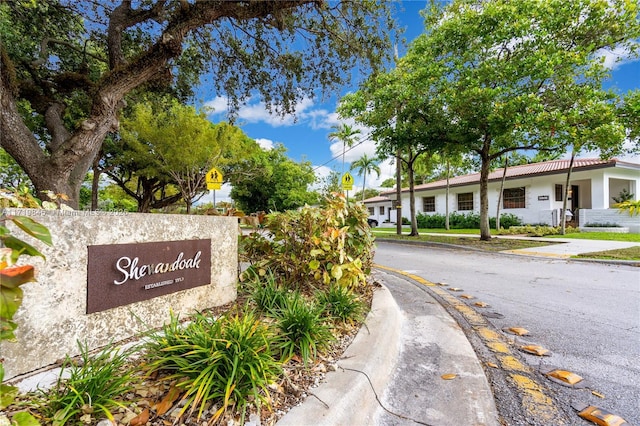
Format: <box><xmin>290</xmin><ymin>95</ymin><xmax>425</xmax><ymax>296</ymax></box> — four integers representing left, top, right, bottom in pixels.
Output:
<box><xmin>107</xmin><ymin>97</ymin><xmax>258</xmax><ymax>212</ymax></box>
<box><xmin>0</xmin><ymin>0</ymin><xmax>397</xmax><ymax>207</ymax></box>
<box><xmin>229</xmin><ymin>144</ymin><xmax>317</xmax><ymax>213</ymax></box>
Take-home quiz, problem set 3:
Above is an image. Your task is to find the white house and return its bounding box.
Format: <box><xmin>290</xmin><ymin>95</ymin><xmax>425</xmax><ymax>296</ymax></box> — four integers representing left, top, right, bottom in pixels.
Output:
<box><xmin>364</xmin><ymin>158</ymin><xmax>640</xmax><ymax>232</ymax></box>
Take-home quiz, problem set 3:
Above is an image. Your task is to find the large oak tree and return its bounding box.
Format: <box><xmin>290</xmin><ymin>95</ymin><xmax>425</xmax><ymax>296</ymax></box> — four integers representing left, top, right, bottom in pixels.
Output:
<box><xmin>0</xmin><ymin>0</ymin><xmax>395</xmax><ymax>208</ymax></box>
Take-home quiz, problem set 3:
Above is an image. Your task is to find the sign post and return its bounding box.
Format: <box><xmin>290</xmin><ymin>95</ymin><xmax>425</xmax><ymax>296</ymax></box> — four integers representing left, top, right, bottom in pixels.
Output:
<box><xmin>206</xmin><ymin>167</ymin><xmax>223</xmax><ymax>208</ymax></box>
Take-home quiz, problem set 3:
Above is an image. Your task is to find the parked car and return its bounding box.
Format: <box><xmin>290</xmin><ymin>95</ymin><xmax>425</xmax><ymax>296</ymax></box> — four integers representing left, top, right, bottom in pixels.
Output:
<box><xmin>367</xmin><ymin>218</ymin><xmax>379</xmax><ymax>227</ymax></box>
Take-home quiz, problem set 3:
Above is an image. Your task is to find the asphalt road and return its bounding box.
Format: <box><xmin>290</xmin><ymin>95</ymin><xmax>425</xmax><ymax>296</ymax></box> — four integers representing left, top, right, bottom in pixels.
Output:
<box><xmin>374</xmin><ymin>241</ymin><xmax>640</xmax><ymax>425</ymax></box>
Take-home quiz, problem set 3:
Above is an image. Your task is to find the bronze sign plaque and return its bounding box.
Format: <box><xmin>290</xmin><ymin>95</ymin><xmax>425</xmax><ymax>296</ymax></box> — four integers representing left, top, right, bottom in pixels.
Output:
<box><xmin>87</xmin><ymin>239</ymin><xmax>211</xmax><ymax>314</ymax></box>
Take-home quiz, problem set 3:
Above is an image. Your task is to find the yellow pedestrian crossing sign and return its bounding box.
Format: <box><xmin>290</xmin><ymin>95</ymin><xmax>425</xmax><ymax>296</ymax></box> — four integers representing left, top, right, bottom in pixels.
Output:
<box><xmin>341</xmin><ymin>172</ymin><xmax>354</xmax><ymax>190</ymax></box>
<box><xmin>206</xmin><ymin>167</ymin><xmax>223</xmax><ymax>190</ymax></box>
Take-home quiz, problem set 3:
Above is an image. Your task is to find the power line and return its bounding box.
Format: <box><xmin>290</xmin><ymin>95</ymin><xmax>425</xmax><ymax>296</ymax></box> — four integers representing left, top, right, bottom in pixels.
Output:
<box><xmin>312</xmin><ymin>136</ymin><xmax>369</xmax><ymax>172</ymax></box>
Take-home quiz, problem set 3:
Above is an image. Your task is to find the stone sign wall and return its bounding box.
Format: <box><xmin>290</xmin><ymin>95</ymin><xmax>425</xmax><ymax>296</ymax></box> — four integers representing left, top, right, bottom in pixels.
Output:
<box><xmin>1</xmin><ymin>209</ymin><xmax>238</xmax><ymax>380</ymax></box>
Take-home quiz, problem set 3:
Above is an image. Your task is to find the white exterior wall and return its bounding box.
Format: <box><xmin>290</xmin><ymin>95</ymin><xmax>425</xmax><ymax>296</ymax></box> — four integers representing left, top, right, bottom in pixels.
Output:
<box><xmin>366</xmin><ymin>201</ymin><xmax>392</xmax><ymax>223</ymax></box>
<box><xmin>396</xmin><ymin>165</ymin><xmax>640</xmax><ymax>227</ymax></box>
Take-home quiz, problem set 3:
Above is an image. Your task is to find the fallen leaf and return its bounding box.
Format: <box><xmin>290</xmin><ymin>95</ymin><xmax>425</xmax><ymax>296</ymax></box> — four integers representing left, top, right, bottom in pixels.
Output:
<box><xmin>130</xmin><ymin>408</ymin><xmax>150</xmax><ymax>426</ymax></box>
<box><xmin>154</xmin><ymin>385</ymin><xmax>182</xmax><ymax>416</ymax></box>
<box><xmin>486</xmin><ymin>362</ymin><xmax>498</xmax><ymax>368</ymax></box>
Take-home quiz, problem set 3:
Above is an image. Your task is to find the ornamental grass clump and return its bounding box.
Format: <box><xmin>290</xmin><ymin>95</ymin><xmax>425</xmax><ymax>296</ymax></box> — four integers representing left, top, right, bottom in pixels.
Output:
<box><xmin>244</xmin><ymin>268</ymin><xmax>290</xmax><ymax>314</ymax></box>
<box><xmin>271</xmin><ymin>292</ymin><xmax>334</xmax><ymax>365</ymax></box>
<box><xmin>38</xmin><ymin>341</ymin><xmax>137</xmax><ymax>426</ymax></box>
<box><xmin>143</xmin><ymin>308</ymin><xmax>281</xmax><ymax>423</ymax></box>
<box><xmin>316</xmin><ymin>284</ymin><xmax>365</xmax><ymax>324</ymax></box>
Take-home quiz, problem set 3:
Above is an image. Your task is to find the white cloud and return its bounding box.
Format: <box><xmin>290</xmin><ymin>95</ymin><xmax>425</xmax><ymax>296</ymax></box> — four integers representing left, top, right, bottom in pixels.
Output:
<box><xmin>595</xmin><ymin>42</ymin><xmax>639</xmax><ymax>70</ymax></box>
<box><xmin>203</xmin><ymin>96</ymin><xmax>228</xmax><ymax>114</ymax></box>
<box><xmin>563</xmin><ymin>137</ymin><xmax>640</xmax><ymax>163</ymax></box>
<box><xmin>205</xmin><ymin>95</ymin><xmax>320</xmax><ymax>128</ymax></box>
<box><xmin>255</xmin><ymin>138</ymin><xmax>274</xmax><ymax>150</ymax></box>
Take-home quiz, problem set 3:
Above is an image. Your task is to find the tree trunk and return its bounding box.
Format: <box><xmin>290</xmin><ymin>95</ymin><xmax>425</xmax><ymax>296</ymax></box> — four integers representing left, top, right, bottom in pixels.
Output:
<box><xmin>445</xmin><ymin>158</ymin><xmax>450</xmax><ymax>231</ymax></box>
<box><xmin>395</xmin><ymin>149</ymin><xmax>402</xmax><ymax>235</ymax></box>
<box><xmin>408</xmin><ymin>158</ymin><xmax>418</xmax><ymax>236</ymax></box>
<box><xmin>479</xmin><ymin>140</ymin><xmax>492</xmax><ymax>241</ymax></box>
<box><xmin>561</xmin><ymin>151</ymin><xmax>576</xmax><ymax>235</ymax></box>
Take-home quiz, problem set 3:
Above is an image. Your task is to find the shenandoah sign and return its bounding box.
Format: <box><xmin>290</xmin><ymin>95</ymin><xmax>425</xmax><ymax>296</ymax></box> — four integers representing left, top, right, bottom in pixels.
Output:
<box><xmin>87</xmin><ymin>239</ymin><xmax>211</xmax><ymax>313</ymax></box>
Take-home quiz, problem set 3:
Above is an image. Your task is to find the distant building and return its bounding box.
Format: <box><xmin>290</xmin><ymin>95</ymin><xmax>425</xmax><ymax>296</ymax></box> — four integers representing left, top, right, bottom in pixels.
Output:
<box><xmin>364</xmin><ymin>158</ymin><xmax>640</xmax><ymax>232</ymax></box>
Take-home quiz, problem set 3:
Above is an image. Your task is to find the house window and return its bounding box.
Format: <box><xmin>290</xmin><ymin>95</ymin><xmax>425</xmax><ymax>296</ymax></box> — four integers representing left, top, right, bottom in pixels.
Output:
<box><xmin>457</xmin><ymin>193</ymin><xmax>473</xmax><ymax>211</ymax></box>
<box><xmin>503</xmin><ymin>187</ymin><xmax>525</xmax><ymax>209</ymax></box>
<box><xmin>422</xmin><ymin>196</ymin><xmax>435</xmax><ymax>212</ymax></box>
<box><xmin>555</xmin><ymin>184</ymin><xmax>563</xmax><ymax>201</ymax></box>
<box><xmin>368</xmin><ymin>207</ymin><xmax>374</xmax><ymax>215</ymax></box>
<box><xmin>379</xmin><ymin>206</ymin><xmax>385</xmax><ymax>215</ymax></box>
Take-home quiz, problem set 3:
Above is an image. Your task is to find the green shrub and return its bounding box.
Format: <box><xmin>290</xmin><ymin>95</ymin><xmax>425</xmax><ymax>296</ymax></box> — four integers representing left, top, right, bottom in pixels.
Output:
<box><xmin>38</xmin><ymin>342</ymin><xmax>137</xmax><ymax>425</ymax></box>
<box><xmin>240</xmin><ymin>193</ymin><xmax>375</xmax><ymax>292</ymax></box>
<box><xmin>315</xmin><ymin>284</ymin><xmax>365</xmax><ymax>324</ymax></box>
<box><xmin>143</xmin><ymin>308</ymin><xmax>281</xmax><ymax>422</ymax></box>
<box><xmin>271</xmin><ymin>293</ymin><xmax>334</xmax><ymax>365</ymax></box>
<box><xmin>490</xmin><ymin>213</ymin><xmax>523</xmax><ymax>229</ymax></box>
<box><xmin>416</xmin><ymin>212</ymin><xmax>522</xmax><ymax>229</ymax></box>
<box><xmin>498</xmin><ymin>225</ymin><xmax>578</xmax><ymax>237</ymax></box>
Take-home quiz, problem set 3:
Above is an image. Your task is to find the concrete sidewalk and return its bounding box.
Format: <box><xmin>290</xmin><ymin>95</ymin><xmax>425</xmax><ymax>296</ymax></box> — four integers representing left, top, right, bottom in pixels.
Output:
<box><xmin>500</xmin><ymin>236</ymin><xmax>640</xmax><ymax>259</ymax></box>
<box><xmin>277</xmin><ymin>271</ymin><xmax>499</xmax><ymax>426</ymax></box>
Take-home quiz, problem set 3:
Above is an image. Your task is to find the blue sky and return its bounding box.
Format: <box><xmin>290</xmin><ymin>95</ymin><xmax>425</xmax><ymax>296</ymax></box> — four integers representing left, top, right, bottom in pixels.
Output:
<box><xmin>199</xmin><ymin>1</ymin><xmax>640</xmax><ymax>202</ymax></box>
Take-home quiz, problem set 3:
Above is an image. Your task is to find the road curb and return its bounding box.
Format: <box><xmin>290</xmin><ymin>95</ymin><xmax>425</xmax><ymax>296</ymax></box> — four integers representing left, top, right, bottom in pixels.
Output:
<box><xmin>276</xmin><ymin>284</ymin><xmax>403</xmax><ymax>426</ymax></box>
<box><xmin>375</xmin><ymin>237</ymin><xmax>640</xmax><ymax>266</ymax></box>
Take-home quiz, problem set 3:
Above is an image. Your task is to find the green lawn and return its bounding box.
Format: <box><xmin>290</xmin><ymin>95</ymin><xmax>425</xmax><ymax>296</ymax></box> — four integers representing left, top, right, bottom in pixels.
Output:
<box><xmin>573</xmin><ymin>246</ymin><xmax>640</xmax><ymax>261</ymax></box>
<box><xmin>371</xmin><ymin>230</ymin><xmax>553</xmax><ymax>252</ymax></box>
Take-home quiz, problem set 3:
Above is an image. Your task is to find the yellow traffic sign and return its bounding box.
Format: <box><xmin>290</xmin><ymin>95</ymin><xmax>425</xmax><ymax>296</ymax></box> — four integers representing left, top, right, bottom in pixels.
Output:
<box><xmin>341</xmin><ymin>172</ymin><xmax>354</xmax><ymax>190</ymax></box>
<box><xmin>206</xmin><ymin>167</ymin><xmax>223</xmax><ymax>185</ymax></box>
<box><xmin>207</xmin><ymin>182</ymin><xmax>221</xmax><ymax>190</ymax></box>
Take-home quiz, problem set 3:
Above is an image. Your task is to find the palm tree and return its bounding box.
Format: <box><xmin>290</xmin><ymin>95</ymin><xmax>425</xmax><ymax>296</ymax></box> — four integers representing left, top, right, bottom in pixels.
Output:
<box><xmin>328</xmin><ymin>123</ymin><xmax>361</xmax><ymax>174</ymax></box>
<box><xmin>350</xmin><ymin>154</ymin><xmax>381</xmax><ymax>201</ymax></box>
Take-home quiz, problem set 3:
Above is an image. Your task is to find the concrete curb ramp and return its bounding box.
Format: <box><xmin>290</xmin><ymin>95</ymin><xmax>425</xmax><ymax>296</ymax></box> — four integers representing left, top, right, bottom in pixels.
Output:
<box><xmin>277</xmin><ymin>285</ymin><xmax>402</xmax><ymax>426</ymax></box>
<box><xmin>277</xmin><ymin>276</ymin><xmax>500</xmax><ymax>426</ymax></box>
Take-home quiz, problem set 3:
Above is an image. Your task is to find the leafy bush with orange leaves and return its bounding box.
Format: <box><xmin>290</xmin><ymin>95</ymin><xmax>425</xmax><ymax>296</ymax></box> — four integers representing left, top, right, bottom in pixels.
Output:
<box><xmin>240</xmin><ymin>193</ymin><xmax>375</xmax><ymax>292</ymax></box>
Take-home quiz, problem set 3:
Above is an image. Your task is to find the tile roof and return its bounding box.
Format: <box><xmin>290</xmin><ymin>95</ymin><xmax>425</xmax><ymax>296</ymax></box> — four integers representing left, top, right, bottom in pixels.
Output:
<box><xmin>380</xmin><ymin>158</ymin><xmax>639</xmax><ymax>196</ymax></box>
<box><xmin>363</xmin><ymin>195</ymin><xmax>391</xmax><ymax>203</ymax></box>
